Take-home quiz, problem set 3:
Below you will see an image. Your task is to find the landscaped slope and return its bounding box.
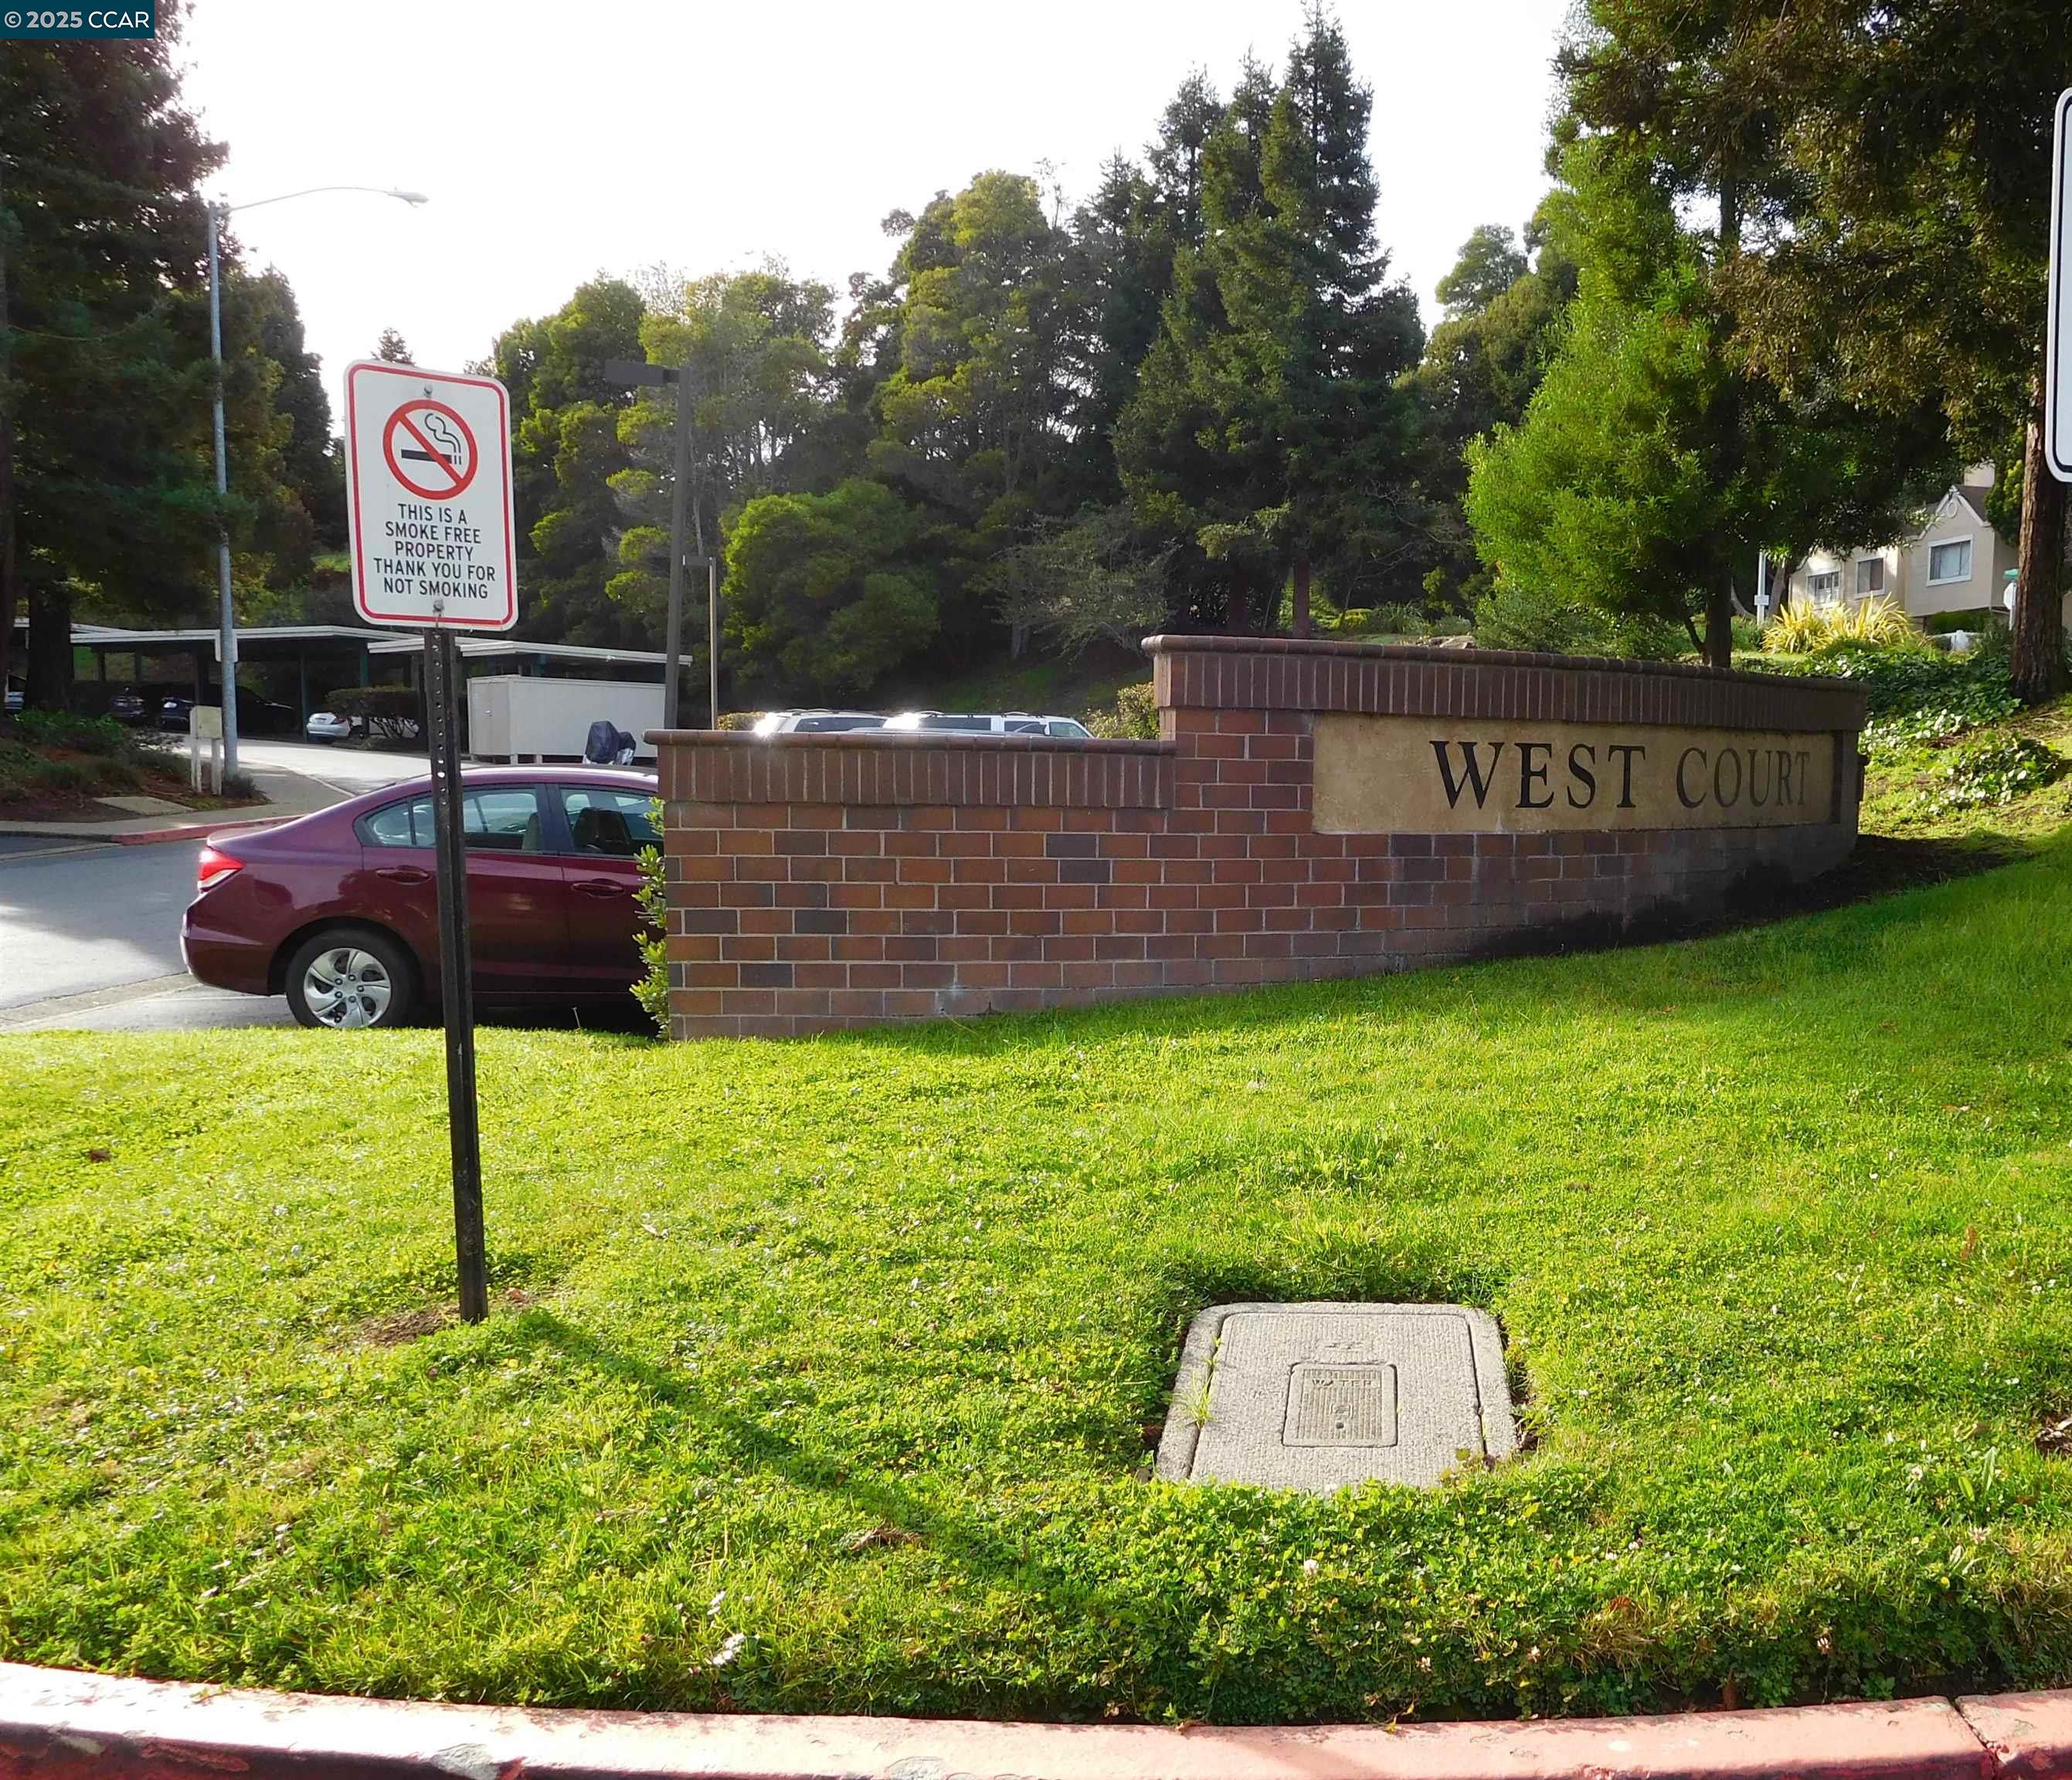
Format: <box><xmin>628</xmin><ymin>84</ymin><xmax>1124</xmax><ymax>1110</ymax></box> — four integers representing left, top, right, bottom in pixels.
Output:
<box><xmin>5</xmin><ymin>844</ymin><xmax>2072</xmax><ymax>1722</ymax></box>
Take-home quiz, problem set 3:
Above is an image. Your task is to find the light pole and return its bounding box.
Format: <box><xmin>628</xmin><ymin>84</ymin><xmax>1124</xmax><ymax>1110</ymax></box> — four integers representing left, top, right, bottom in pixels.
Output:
<box><xmin>207</xmin><ymin>185</ymin><xmax>427</xmax><ymax>776</ymax></box>
<box><xmin>602</xmin><ymin>358</ymin><xmax>710</xmax><ymax>726</ymax></box>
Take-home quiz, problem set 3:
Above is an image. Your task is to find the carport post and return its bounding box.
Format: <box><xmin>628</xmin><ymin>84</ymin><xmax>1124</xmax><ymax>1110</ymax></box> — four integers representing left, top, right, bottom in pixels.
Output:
<box><xmin>423</xmin><ymin>625</ymin><xmax>488</xmax><ymax>1324</ymax></box>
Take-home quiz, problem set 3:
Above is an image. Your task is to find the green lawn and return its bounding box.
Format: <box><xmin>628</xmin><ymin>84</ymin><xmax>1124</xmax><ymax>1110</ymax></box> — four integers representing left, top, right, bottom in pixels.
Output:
<box><xmin>6</xmin><ymin>837</ymin><xmax>2072</xmax><ymax>1724</ymax></box>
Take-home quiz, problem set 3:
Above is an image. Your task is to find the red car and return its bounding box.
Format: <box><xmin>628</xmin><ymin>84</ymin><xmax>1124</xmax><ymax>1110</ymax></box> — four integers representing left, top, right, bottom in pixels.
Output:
<box><xmin>181</xmin><ymin>767</ymin><xmax>659</xmax><ymax>1029</ymax></box>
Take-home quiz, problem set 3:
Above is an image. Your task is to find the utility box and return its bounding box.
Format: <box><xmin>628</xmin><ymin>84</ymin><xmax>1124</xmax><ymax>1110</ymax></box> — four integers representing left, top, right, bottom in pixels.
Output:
<box><xmin>464</xmin><ymin>675</ymin><xmax>664</xmax><ymax>763</ymax></box>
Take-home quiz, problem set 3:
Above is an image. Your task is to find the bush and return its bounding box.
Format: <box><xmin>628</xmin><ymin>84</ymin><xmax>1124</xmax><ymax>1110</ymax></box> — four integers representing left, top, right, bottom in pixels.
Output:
<box><xmin>324</xmin><ymin>685</ymin><xmax>423</xmax><ymax>744</ymax></box>
<box><xmin>631</xmin><ymin>797</ymin><xmax>669</xmax><ymax>1036</ymax></box>
<box><xmin>1085</xmin><ymin>681</ymin><xmax>1158</xmax><ymax>740</ymax></box>
<box><xmin>1924</xmin><ymin>608</ymin><xmax>1996</xmax><ymax>636</ymax></box>
<box><xmin>1763</xmin><ymin>594</ymin><xmax>1917</xmax><ymax>654</ymax></box>
<box><xmin>1471</xmin><ymin>580</ymin><xmax>1683</xmax><ymax>657</ymax></box>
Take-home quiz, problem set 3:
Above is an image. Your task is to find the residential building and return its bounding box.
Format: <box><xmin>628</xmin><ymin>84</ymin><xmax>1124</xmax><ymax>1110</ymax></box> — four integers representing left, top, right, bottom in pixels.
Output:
<box><xmin>1786</xmin><ymin>465</ymin><xmax>2023</xmax><ymax>626</ymax></box>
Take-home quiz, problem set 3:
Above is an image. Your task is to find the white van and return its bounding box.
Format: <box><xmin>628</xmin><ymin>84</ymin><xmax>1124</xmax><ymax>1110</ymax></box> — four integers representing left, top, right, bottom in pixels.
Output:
<box><xmin>884</xmin><ymin>711</ymin><xmax>1093</xmax><ymax>739</ymax></box>
<box><xmin>751</xmin><ymin>710</ymin><xmax>888</xmax><ymax>736</ymax></box>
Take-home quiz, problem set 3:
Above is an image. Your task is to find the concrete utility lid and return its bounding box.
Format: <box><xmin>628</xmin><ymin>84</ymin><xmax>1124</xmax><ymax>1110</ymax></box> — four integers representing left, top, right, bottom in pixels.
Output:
<box><xmin>96</xmin><ymin>795</ymin><xmax>188</xmax><ymax>817</ymax></box>
<box><xmin>1156</xmin><ymin>1302</ymin><xmax>1517</xmax><ymax>1493</ymax></box>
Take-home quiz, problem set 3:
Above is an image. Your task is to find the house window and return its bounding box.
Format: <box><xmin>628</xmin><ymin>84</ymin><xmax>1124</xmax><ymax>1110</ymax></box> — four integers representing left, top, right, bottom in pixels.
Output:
<box><xmin>1809</xmin><ymin>571</ymin><xmax>1841</xmax><ymax>603</ymax></box>
<box><xmin>1856</xmin><ymin>558</ymin><xmax>1884</xmax><ymax>596</ymax></box>
<box><xmin>1928</xmin><ymin>539</ymin><xmax>1973</xmax><ymax>585</ymax></box>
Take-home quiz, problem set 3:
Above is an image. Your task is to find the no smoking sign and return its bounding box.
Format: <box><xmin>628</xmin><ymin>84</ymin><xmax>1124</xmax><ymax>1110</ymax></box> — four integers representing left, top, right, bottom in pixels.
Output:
<box><xmin>345</xmin><ymin>361</ymin><xmax>517</xmax><ymax>630</ymax></box>
<box><xmin>383</xmin><ymin>398</ymin><xmax>477</xmax><ymax>501</ymax></box>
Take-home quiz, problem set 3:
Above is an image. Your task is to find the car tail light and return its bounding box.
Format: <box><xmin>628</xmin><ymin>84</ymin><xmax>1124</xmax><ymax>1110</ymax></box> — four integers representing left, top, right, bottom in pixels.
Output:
<box><xmin>195</xmin><ymin>845</ymin><xmax>243</xmax><ymax>891</ymax></box>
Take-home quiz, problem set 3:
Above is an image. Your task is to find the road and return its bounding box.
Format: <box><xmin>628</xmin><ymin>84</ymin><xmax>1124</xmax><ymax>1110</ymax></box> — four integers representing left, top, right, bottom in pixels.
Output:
<box><xmin>0</xmin><ymin>836</ymin><xmax>294</xmax><ymax>1031</ymax></box>
<box><xmin>0</xmin><ymin>742</ymin><xmax>425</xmax><ymax>1034</ymax></box>
<box><xmin>0</xmin><ymin>742</ymin><xmax>646</xmax><ymax>1035</ymax></box>
<box><xmin>238</xmin><ymin>738</ymin><xmax>426</xmax><ymax>796</ymax></box>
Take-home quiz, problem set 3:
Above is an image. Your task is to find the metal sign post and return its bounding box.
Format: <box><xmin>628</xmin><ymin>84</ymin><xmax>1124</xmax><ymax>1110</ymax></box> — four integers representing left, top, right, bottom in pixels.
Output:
<box><xmin>344</xmin><ymin>360</ymin><xmax>517</xmax><ymax>1324</ymax></box>
<box><xmin>423</xmin><ymin>624</ymin><xmax>487</xmax><ymax>1323</ymax></box>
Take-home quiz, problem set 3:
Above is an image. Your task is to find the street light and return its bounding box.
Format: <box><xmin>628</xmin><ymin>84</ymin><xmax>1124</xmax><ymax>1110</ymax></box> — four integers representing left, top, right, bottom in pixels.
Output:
<box><xmin>206</xmin><ymin>185</ymin><xmax>428</xmax><ymax>776</ymax></box>
<box><xmin>602</xmin><ymin>358</ymin><xmax>715</xmax><ymax>728</ymax></box>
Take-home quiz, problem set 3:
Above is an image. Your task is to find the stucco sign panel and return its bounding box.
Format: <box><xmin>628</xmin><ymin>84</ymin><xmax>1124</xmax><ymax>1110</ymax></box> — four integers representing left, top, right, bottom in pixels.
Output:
<box><xmin>1312</xmin><ymin>715</ymin><xmax>1838</xmax><ymax>835</ymax></box>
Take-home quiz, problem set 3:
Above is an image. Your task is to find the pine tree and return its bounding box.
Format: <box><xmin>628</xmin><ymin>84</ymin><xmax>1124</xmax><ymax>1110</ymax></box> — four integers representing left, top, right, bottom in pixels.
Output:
<box><xmin>1146</xmin><ymin>70</ymin><xmax>1221</xmax><ymax>250</ymax></box>
<box><xmin>1116</xmin><ymin>6</ymin><xmax>1425</xmax><ymax>636</ymax></box>
<box><xmin>2</xmin><ymin>5</ymin><xmax>226</xmax><ymax>708</ymax></box>
<box><xmin>1061</xmin><ymin>154</ymin><xmax>1168</xmax><ymax>507</ymax></box>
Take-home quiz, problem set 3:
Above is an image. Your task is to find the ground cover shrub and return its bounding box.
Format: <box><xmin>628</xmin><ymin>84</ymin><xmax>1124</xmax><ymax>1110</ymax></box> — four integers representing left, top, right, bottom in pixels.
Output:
<box><xmin>11</xmin><ymin>711</ymin><xmax>132</xmax><ymax>756</ymax></box>
<box><xmin>8</xmin><ymin>846</ymin><xmax>2072</xmax><ymax>1721</ymax></box>
<box><xmin>1910</xmin><ymin>733</ymin><xmax>2067</xmax><ymax>815</ymax></box>
<box><xmin>0</xmin><ymin>726</ymin><xmax>150</xmax><ymax>802</ymax></box>
<box><xmin>1754</xmin><ymin>644</ymin><xmax>2021</xmax><ymax>756</ymax></box>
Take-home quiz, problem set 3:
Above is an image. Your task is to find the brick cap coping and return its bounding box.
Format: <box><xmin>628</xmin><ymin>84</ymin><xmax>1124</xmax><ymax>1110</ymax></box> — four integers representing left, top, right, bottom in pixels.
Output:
<box><xmin>647</xmin><ymin>729</ymin><xmax>1174</xmax><ymax>756</ymax></box>
<box><xmin>1141</xmin><ymin>633</ymin><xmax>1861</xmax><ymax>695</ymax></box>
<box><xmin>0</xmin><ymin>1659</ymin><xmax>2057</xmax><ymax>1780</ymax></box>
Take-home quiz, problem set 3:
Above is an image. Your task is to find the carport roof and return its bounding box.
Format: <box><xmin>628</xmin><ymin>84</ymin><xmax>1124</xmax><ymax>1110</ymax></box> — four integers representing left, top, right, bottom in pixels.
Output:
<box><xmin>363</xmin><ymin>636</ymin><xmax>669</xmax><ymax>666</ymax></box>
<box><xmin>49</xmin><ymin>623</ymin><xmax>382</xmax><ymax>656</ymax></box>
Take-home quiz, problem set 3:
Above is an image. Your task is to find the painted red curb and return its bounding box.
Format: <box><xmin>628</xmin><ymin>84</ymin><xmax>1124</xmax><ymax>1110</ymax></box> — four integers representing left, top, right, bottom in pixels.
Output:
<box><xmin>1961</xmin><ymin>1692</ymin><xmax>2072</xmax><ymax>1779</ymax></box>
<box><xmin>110</xmin><ymin>815</ymin><xmax>284</xmax><ymax>847</ymax></box>
<box><xmin>0</xmin><ymin>1661</ymin><xmax>2019</xmax><ymax>1780</ymax></box>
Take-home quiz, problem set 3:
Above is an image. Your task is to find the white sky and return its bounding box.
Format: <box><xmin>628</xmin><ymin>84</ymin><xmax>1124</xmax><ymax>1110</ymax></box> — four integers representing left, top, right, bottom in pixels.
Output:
<box><xmin>178</xmin><ymin>0</ymin><xmax>1571</xmax><ymax>420</ymax></box>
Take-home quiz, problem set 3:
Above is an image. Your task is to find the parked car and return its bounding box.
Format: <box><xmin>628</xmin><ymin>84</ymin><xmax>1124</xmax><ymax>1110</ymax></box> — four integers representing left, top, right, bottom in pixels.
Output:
<box><xmin>107</xmin><ymin>686</ymin><xmax>151</xmax><ymax>725</ymax></box>
<box><xmin>4</xmin><ymin>681</ymin><xmax>21</xmax><ymax>714</ymax></box>
<box><xmin>305</xmin><ymin>709</ymin><xmax>360</xmax><ymax>743</ymax></box>
<box><xmin>160</xmin><ymin>687</ymin><xmax>297</xmax><ymax>737</ymax></box>
<box><xmin>884</xmin><ymin>710</ymin><xmax>1094</xmax><ymax>739</ymax></box>
<box><xmin>182</xmin><ymin>767</ymin><xmax>659</xmax><ymax>1029</ymax></box>
<box><xmin>751</xmin><ymin>709</ymin><xmax>888</xmax><ymax>735</ymax></box>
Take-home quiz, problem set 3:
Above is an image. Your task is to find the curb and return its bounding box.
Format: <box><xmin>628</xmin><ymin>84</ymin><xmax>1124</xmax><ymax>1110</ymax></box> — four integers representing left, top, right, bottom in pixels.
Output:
<box><xmin>1</xmin><ymin>1661</ymin><xmax>2062</xmax><ymax>1780</ymax></box>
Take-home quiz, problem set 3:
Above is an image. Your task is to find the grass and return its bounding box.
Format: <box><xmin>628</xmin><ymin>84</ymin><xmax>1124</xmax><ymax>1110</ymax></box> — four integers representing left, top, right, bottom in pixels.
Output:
<box><xmin>7</xmin><ymin>837</ymin><xmax>2072</xmax><ymax>1723</ymax></box>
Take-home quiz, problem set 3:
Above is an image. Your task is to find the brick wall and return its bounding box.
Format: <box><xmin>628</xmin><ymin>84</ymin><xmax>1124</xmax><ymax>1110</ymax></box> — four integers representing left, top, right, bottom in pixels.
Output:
<box><xmin>656</xmin><ymin>639</ymin><xmax>1866</xmax><ymax>1039</ymax></box>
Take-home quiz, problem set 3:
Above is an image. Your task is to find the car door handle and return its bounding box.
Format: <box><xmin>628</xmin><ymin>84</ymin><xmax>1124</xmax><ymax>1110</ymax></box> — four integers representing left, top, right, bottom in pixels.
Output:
<box><xmin>375</xmin><ymin>866</ymin><xmax>431</xmax><ymax>885</ymax></box>
<box><xmin>572</xmin><ymin>878</ymin><xmax>626</xmax><ymax>897</ymax></box>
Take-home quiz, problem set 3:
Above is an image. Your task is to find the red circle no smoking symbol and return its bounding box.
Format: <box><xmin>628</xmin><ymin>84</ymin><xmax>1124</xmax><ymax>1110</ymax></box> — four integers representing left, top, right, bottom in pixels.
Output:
<box><xmin>382</xmin><ymin>398</ymin><xmax>478</xmax><ymax>501</ymax></box>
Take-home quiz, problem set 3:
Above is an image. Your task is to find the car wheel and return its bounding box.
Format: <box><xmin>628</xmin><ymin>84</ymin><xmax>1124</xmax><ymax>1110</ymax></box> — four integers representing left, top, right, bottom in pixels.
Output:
<box><xmin>285</xmin><ymin>927</ymin><xmax>416</xmax><ymax>1030</ymax></box>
